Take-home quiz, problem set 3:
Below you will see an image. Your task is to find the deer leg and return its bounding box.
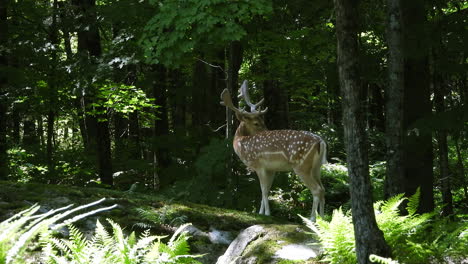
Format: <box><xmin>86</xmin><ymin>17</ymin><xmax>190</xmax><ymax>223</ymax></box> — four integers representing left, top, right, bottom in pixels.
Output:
<box><xmin>257</xmin><ymin>170</ymin><xmax>275</xmax><ymax>216</ymax></box>
<box><xmin>294</xmin><ymin>167</ymin><xmax>324</xmax><ymax>222</ymax></box>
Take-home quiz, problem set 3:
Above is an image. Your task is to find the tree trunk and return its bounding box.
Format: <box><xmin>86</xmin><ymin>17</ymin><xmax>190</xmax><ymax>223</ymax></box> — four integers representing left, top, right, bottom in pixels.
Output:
<box><xmin>369</xmin><ymin>84</ymin><xmax>385</xmax><ymax>132</ymax></box>
<box><xmin>0</xmin><ymin>0</ymin><xmax>8</xmax><ymax>179</ymax></box>
<box><xmin>11</xmin><ymin>107</ymin><xmax>20</xmax><ymax>145</ymax></box>
<box><xmin>46</xmin><ymin>0</ymin><xmax>59</xmax><ymax>180</ymax></box>
<box><xmin>23</xmin><ymin>118</ymin><xmax>38</xmax><ymax>147</ymax></box>
<box><xmin>226</xmin><ymin>41</ymin><xmax>243</xmax><ymax>208</ymax></box>
<box><xmin>227</xmin><ymin>41</ymin><xmax>242</xmax><ymax>139</ymax></box>
<box><xmin>96</xmin><ymin>118</ymin><xmax>113</xmax><ymax>185</ymax></box>
<box><xmin>129</xmin><ymin>111</ymin><xmax>142</xmax><ymax>159</ymax></box>
<box><xmin>46</xmin><ymin>111</ymin><xmax>55</xmax><ymax>179</ymax></box>
<box><xmin>192</xmin><ymin>59</ymin><xmax>209</xmax><ymax>130</ymax></box>
<box><xmin>454</xmin><ymin>137</ymin><xmax>467</xmax><ymax>201</ymax></box>
<box><xmin>170</xmin><ymin>69</ymin><xmax>186</xmax><ymax>133</ymax></box>
<box><xmin>384</xmin><ymin>0</ymin><xmax>405</xmax><ymax>198</ymax></box>
<box><xmin>113</xmin><ymin>113</ymin><xmax>127</xmax><ymax>163</ymax></box>
<box><xmin>433</xmin><ymin>76</ymin><xmax>453</xmax><ymax>216</ymax></box>
<box><xmin>263</xmin><ymin>79</ymin><xmax>290</xmax><ymax>130</ymax></box>
<box><xmin>334</xmin><ymin>0</ymin><xmax>392</xmax><ymax>262</ymax></box>
<box><xmin>401</xmin><ymin>0</ymin><xmax>434</xmax><ymax>213</ymax></box>
<box><xmin>152</xmin><ymin>64</ymin><xmax>170</xmax><ymax>188</ymax></box>
<box><xmin>75</xmin><ymin>0</ymin><xmax>113</xmax><ymax>186</ymax></box>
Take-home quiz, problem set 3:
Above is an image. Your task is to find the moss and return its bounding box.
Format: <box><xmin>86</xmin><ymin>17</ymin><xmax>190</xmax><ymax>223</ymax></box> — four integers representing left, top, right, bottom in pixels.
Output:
<box><xmin>0</xmin><ymin>181</ymin><xmax>285</xmax><ymax>233</ymax></box>
<box><xmin>241</xmin><ymin>224</ymin><xmax>317</xmax><ymax>264</ymax></box>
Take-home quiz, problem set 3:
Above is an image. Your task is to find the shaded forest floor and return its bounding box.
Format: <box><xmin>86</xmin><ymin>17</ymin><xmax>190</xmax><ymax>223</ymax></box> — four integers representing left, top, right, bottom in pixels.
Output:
<box><xmin>0</xmin><ymin>181</ymin><xmax>293</xmax><ymax>263</ymax></box>
<box><xmin>0</xmin><ymin>181</ymin><xmax>286</xmax><ymax>232</ymax></box>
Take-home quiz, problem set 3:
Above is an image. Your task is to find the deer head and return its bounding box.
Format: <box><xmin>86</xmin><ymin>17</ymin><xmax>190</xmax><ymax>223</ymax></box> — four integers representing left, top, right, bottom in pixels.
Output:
<box><xmin>221</xmin><ymin>80</ymin><xmax>268</xmax><ymax>136</ymax></box>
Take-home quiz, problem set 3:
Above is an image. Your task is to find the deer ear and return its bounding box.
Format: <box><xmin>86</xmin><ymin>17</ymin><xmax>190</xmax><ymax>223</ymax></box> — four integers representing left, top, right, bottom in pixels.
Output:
<box><xmin>235</xmin><ymin>112</ymin><xmax>244</xmax><ymax>121</ymax></box>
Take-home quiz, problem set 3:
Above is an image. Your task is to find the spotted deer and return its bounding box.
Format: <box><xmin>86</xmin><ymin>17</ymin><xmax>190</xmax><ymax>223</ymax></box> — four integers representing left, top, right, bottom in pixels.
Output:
<box><xmin>221</xmin><ymin>80</ymin><xmax>327</xmax><ymax>221</ymax></box>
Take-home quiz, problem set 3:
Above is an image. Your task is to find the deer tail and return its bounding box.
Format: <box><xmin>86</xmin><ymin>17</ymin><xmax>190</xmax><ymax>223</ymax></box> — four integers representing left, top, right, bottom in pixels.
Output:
<box><xmin>319</xmin><ymin>140</ymin><xmax>328</xmax><ymax>165</ymax></box>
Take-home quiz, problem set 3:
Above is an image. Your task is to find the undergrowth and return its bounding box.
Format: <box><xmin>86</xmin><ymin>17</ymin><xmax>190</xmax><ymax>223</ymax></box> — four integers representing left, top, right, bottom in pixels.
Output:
<box><xmin>302</xmin><ymin>190</ymin><xmax>468</xmax><ymax>264</ymax></box>
<box><xmin>0</xmin><ymin>199</ymin><xmax>200</xmax><ymax>264</ymax></box>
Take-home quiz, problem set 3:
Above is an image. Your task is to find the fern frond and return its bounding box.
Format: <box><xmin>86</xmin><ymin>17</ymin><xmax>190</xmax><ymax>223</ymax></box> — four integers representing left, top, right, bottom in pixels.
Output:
<box><xmin>65</xmin><ymin>225</ymin><xmax>89</xmax><ymax>263</ymax></box>
<box><xmin>407</xmin><ymin>188</ymin><xmax>420</xmax><ymax>216</ymax></box>
<box><xmin>170</xmin><ymin>233</ymin><xmax>190</xmax><ymax>256</ymax></box>
<box><xmin>92</xmin><ymin>219</ymin><xmax>112</xmax><ymax>248</ymax></box>
<box><xmin>169</xmin><ymin>223</ymin><xmax>191</xmax><ymax>246</ymax></box>
<box><xmin>136</xmin><ymin>208</ymin><xmax>161</xmax><ymax>225</ymax></box>
<box><xmin>379</xmin><ymin>193</ymin><xmax>405</xmax><ymax>215</ymax></box>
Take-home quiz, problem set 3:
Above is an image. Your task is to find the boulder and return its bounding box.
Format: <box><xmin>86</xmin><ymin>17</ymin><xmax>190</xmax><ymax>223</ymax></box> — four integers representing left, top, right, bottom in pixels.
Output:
<box><xmin>217</xmin><ymin>224</ymin><xmax>321</xmax><ymax>264</ymax></box>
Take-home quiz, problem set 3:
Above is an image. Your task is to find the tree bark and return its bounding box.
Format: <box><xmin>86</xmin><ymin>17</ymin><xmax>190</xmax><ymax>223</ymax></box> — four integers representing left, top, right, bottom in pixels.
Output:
<box><xmin>401</xmin><ymin>0</ymin><xmax>434</xmax><ymax>213</ymax></box>
<box><xmin>263</xmin><ymin>79</ymin><xmax>290</xmax><ymax>130</ymax></box>
<box><xmin>152</xmin><ymin>64</ymin><xmax>170</xmax><ymax>188</ymax></box>
<box><xmin>454</xmin><ymin>137</ymin><xmax>467</xmax><ymax>201</ymax></box>
<box><xmin>170</xmin><ymin>69</ymin><xmax>186</xmax><ymax>133</ymax></box>
<box><xmin>334</xmin><ymin>0</ymin><xmax>392</xmax><ymax>262</ymax></box>
<box><xmin>226</xmin><ymin>41</ymin><xmax>243</xmax><ymax>208</ymax></box>
<box><xmin>0</xmin><ymin>0</ymin><xmax>8</xmax><ymax>179</ymax></box>
<box><xmin>129</xmin><ymin>111</ymin><xmax>142</xmax><ymax>159</ymax></box>
<box><xmin>11</xmin><ymin>107</ymin><xmax>20</xmax><ymax>145</ymax></box>
<box><xmin>433</xmin><ymin>76</ymin><xmax>454</xmax><ymax>216</ymax></box>
<box><xmin>75</xmin><ymin>0</ymin><xmax>113</xmax><ymax>186</ymax></box>
<box><xmin>46</xmin><ymin>0</ymin><xmax>59</xmax><ymax>180</ymax></box>
<box><xmin>384</xmin><ymin>0</ymin><xmax>405</xmax><ymax>198</ymax></box>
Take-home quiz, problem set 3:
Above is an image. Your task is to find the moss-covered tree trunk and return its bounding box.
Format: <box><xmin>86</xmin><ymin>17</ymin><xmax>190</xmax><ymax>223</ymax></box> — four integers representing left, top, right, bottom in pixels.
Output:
<box><xmin>334</xmin><ymin>0</ymin><xmax>392</xmax><ymax>262</ymax></box>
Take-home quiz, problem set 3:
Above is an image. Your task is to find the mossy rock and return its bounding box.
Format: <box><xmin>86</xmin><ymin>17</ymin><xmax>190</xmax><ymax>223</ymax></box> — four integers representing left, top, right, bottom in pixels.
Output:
<box><xmin>218</xmin><ymin>224</ymin><xmax>321</xmax><ymax>264</ymax></box>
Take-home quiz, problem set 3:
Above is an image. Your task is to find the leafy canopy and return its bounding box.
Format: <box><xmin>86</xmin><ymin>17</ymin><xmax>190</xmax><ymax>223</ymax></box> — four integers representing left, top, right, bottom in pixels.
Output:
<box><xmin>141</xmin><ymin>0</ymin><xmax>273</xmax><ymax>66</ymax></box>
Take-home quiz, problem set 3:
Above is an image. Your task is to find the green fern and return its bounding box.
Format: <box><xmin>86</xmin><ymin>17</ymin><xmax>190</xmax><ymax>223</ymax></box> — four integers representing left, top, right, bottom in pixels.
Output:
<box><xmin>301</xmin><ymin>210</ymin><xmax>356</xmax><ymax>264</ymax></box>
<box><xmin>43</xmin><ymin>220</ymin><xmax>201</xmax><ymax>264</ymax></box>
<box><xmin>0</xmin><ymin>198</ymin><xmax>116</xmax><ymax>264</ymax></box>
<box><xmin>302</xmin><ymin>191</ymin><xmax>435</xmax><ymax>264</ymax></box>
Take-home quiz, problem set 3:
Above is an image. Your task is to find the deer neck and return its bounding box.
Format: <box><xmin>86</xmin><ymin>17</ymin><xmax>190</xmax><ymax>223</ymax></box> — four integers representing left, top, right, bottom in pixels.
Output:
<box><xmin>234</xmin><ymin>122</ymin><xmax>265</xmax><ymax>138</ymax></box>
<box><xmin>235</xmin><ymin>122</ymin><xmax>250</xmax><ymax>138</ymax></box>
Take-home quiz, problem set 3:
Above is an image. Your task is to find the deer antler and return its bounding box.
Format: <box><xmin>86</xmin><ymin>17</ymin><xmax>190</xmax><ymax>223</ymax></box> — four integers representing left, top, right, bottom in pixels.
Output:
<box><xmin>221</xmin><ymin>89</ymin><xmax>244</xmax><ymax>113</ymax></box>
<box><xmin>239</xmin><ymin>80</ymin><xmax>268</xmax><ymax>113</ymax></box>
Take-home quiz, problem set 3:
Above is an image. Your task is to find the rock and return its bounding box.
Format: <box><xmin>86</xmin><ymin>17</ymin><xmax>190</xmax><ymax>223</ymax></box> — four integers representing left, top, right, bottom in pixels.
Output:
<box><xmin>208</xmin><ymin>228</ymin><xmax>234</xmax><ymax>245</ymax></box>
<box><xmin>217</xmin><ymin>224</ymin><xmax>321</xmax><ymax>264</ymax></box>
<box><xmin>273</xmin><ymin>244</ymin><xmax>318</xmax><ymax>260</ymax></box>
<box><xmin>184</xmin><ymin>225</ymin><xmax>209</xmax><ymax>238</ymax></box>
<box><xmin>217</xmin><ymin>225</ymin><xmax>265</xmax><ymax>264</ymax></box>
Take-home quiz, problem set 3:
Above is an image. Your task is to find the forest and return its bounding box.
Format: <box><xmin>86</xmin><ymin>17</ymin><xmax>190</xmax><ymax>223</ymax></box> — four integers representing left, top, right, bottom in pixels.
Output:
<box><xmin>0</xmin><ymin>0</ymin><xmax>467</xmax><ymax>263</ymax></box>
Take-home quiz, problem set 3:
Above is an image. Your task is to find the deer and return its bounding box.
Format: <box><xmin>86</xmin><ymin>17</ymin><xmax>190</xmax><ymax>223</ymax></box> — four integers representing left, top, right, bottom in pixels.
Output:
<box><xmin>220</xmin><ymin>80</ymin><xmax>328</xmax><ymax>221</ymax></box>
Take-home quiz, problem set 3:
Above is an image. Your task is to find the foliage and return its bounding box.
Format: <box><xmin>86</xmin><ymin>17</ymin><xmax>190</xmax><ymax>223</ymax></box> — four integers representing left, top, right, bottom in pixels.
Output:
<box><xmin>373</xmin><ymin>190</ymin><xmax>435</xmax><ymax>263</ymax></box>
<box><xmin>301</xmin><ymin>190</ymin><xmax>467</xmax><ymax>264</ymax></box>
<box><xmin>141</xmin><ymin>0</ymin><xmax>273</xmax><ymax>66</ymax></box>
<box><xmin>0</xmin><ymin>199</ymin><xmax>200</xmax><ymax>264</ymax></box>
<box><xmin>271</xmin><ymin>162</ymin><xmax>350</xmax><ymax>219</ymax></box>
<box><xmin>43</xmin><ymin>221</ymin><xmax>200</xmax><ymax>264</ymax></box>
<box><xmin>0</xmin><ymin>199</ymin><xmax>116</xmax><ymax>264</ymax></box>
<box><xmin>136</xmin><ymin>206</ymin><xmax>188</xmax><ymax>228</ymax></box>
<box><xmin>369</xmin><ymin>255</ymin><xmax>399</xmax><ymax>264</ymax></box>
<box><xmin>301</xmin><ymin>208</ymin><xmax>355</xmax><ymax>264</ymax></box>
<box><xmin>369</xmin><ymin>161</ymin><xmax>386</xmax><ymax>200</ymax></box>
<box><xmin>88</xmin><ymin>82</ymin><xmax>157</xmax><ymax>122</ymax></box>
<box><xmin>7</xmin><ymin>148</ymin><xmax>46</xmax><ymax>183</ymax></box>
